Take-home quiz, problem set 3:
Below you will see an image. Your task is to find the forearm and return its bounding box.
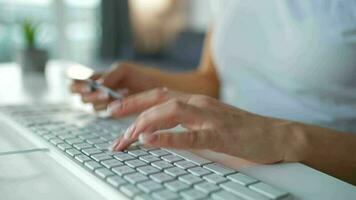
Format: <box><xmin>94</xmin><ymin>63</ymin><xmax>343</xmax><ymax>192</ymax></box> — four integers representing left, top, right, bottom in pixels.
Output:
<box><xmin>135</xmin><ymin>65</ymin><xmax>220</xmax><ymax>98</ymax></box>
<box><xmin>284</xmin><ymin>122</ymin><xmax>356</xmax><ymax>185</ymax></box>
<box><xmin>158</xmin><ymin>71</ymin><xmax>220</xmax><ymax>98</ymax></box>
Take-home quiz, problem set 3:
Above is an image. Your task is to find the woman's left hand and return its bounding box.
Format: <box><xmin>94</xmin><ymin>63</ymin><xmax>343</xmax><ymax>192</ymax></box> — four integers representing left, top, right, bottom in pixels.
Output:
<box><xmin>110</xmin><ymin>88</ymin><xmax>297</xmax><ymax>164</ymax></box>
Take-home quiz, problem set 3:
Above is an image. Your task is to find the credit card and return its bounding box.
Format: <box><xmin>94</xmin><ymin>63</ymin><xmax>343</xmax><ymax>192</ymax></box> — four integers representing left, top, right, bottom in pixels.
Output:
<box><xmin>85</xmin><ymin>79</ymin><xmax>123</xmax><ymax>99</ymax></box>
<box><xmin>66</xmin><ymin>63</ymin><xmax>123</xmax><ymax>99</ymax></box>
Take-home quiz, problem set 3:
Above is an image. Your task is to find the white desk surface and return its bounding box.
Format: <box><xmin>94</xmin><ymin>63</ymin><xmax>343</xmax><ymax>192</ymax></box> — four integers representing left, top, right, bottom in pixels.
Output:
<box><xmin>0</xmin><ymin>61</ymin><xmax>355</xmax><ymax>200</ymax></box>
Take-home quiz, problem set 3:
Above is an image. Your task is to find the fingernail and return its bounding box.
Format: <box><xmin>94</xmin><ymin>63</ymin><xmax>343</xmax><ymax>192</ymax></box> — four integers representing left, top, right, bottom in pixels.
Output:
<box><xmin>109</xmin><ymin>138</ymin><xmax>120</xmax><ymax>151</ymax></box>
<box><xmin>138</xmin><ymin>133</ymin><xmax>157</xmax><ymax>144</ymax></box>
<box><xmin>107</xmin><ymin>100</ymin><xmax>122</xmax><ymax>115</ymax></box>
<box><xmin>98</xmin><ymin>90</ymin><xmax>109</xmax><ymax>100</ymax></box>
<box><xmin>124</xmin><ymin>125</ymin><xmax>134</xmax><ymax>139</ymax></box>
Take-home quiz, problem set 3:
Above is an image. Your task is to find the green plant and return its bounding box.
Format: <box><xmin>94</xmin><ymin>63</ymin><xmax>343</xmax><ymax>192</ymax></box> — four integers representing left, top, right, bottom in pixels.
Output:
<box><xmin>22</xmin><ymin>20</ymin><xmax>37</xmax><ymax>49</ymax></box>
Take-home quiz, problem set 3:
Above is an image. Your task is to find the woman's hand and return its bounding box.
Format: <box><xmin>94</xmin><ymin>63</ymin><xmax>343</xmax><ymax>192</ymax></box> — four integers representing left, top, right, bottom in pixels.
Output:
<box><xmin>70</xmin><ymin>62</ymin><xmax>163</xmax><ymax>111</ymax></box>
<box><xmin>110</xmin><ymin>88</ymin><xmax>297</xmax><ymax>164</ymax></box>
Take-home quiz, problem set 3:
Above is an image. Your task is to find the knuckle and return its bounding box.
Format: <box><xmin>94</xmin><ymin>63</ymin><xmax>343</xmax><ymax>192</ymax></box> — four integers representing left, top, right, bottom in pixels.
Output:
<box><xmin>133</xmin><ymin>118</ymin><xmax>143</xmax><ymax>132</ymax></box>
<box><xmin>137</xmin><ymin>109</ymin><xmax>153</xmax><ymax>124</ymax></box>
<box><xmin>190</xmin><ymin>95</ymin><xmax>213</xmax><ymax>107</ymax></box>
<box><xmin>198</xmin><ymin>96</ymin><xmax>214</xmax><ymax>106</ymax></box>
<box><xmin>110</xmin><ymin>62</ymin><xmax>121</xmax><ymax>70</ymax></box>
<box><xmin>140</xmin><ymin>110</ymin><xmax>149</xmax><ymax>119</ymax></box>
<box><xmin>111</xmin><ymin>62</ymin><xmax>132</xmax><ymax>74</ymax></box>
<box><xmin>169</xmin><ymin>99</ymin><xmax>184</xmax><ymax>111</ymax></box>
<box><xmin>153</xmin><ymin>87</ymin><xmax>169</xmax><ymax>100</ymax></box>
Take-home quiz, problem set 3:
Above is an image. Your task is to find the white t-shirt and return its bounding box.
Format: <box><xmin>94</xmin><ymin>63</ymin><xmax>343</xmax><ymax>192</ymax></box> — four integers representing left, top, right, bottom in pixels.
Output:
<box><xmin>212</xmin><ymin>0</ymin><xmax>356</xmax><ymax>132</ymax></box>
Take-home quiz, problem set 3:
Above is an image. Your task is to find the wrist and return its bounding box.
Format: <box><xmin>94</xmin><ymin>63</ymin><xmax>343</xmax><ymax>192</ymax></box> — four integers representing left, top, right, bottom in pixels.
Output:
<box><xmin>281</xmin><ymin>122</ymin><xmax>310</xmax><ymax>162</ymax></box>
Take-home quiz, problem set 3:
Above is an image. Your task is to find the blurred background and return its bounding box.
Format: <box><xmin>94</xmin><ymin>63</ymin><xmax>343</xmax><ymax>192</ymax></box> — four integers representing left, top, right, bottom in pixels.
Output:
<box><xmin>0</xmin><ymin>0</ymin><xmax>214</xmax><ymax>71</ymax></box>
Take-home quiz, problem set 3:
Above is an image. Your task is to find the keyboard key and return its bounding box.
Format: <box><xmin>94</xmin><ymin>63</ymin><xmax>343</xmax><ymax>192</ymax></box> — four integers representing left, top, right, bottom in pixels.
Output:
<box><xmin>227</xmin><ymin>173</ymin><xmax>259</xmax><ymax>186</ymax></box>
<box><xmin>82</xmin><ymin>148</ymin><xmax>102</xmax><ymax>156</ymax></box>
<box><xmin>101</xmin><ymin>134</ymin><xmax>116</xmax><ymax>141</ymax></box>
<box><xmin>203</xmin><ymin>174</ymin><xmax>228</xmax><ymax>184</ymax></box>
<box><xmin>49</xmin><ymin>138</ymin><xmax>64</xmax><ymax>145</ymax></box>
<box><xmin>180</xmin><ymin>189</ymin><xmax>207</xmax><ymax>200</ymax></box>
<box><xmin>120</xmin><ymin>184</ymin><xmax>142</xmax><ymax>197</ymax></box>
<box><xmin>43</xmin><ymin>134</ymin><xmax>57</xmax><ymax>140</ymax></box>
<box><xmin>128</xmin><ymin>150</ymin><xmax>149</xmax><ymax>157</ymax></box>
<box><xmin>65</xmin><ymin>138</ymin><xmax>82</xmax><ymax>145</ymax></box>
<box><xmin>150</xmin><ymin>172</ymin><xmax>174</xmax><ymax>183</ymax></box>
<box><xmin>112</xmin><ymin>166</ymin><xmax>135</xmax><ymax>176</ymax></box>
<box><xmin>107</xmin><ymin>176</ymin><xmax>127</xmax><ymax>187</ymax></box>
<box><xmin>151</xmin><ymin>161</ymin><xmax>173</xmax><ymax>170</ymax></box>
<box><xmin>101</xmin><ymin>159</ymin><xmax>123</xmax><ymax>168</ymax></box>
<box><xmin>78</xmin><ymin>134</ymin><xmax>99</xmax><ymax>140</ymax></box>
<box><xmin>124</xmin><ymin>172</ymin><xmax>149</xmax><ymax>184</ymax></box>
<box><xmin>137</xmin><ymin>165</ymin><xmax>160</xmax><ymax>175</ymax></box>
<box><xmin>153</xmin><ymin>189</ymin><xmax>180</xmax><ymax>200</ymax></box>
<box><xmin>166</xmin><ymin>149</ymin><xmax>212</xmax><ymax>166</ymax></box>
<box><xmin>134</xmin><ymin>194</ymin><xmax>156</xmax><ymax>200</ymax></box>
<box><xmin>85</xmin><ymin>161</ymin><xmax>103</xmax><ymax>170</ymax></box>
<box><xmin>36</xmin><ymin>130</ymin><xmax>51</xmax><ymax>136</ymax></box>
<box><xmin>137</xmin><ymin>180</ymin><xmax>163</xmax><ymax>193</ymax></box>
<box><xmin>194</xmin><ymin>182</ymin><xmax>220</xmax><ymax>193</ymax></box>
<box><xmin>91</xmin><ymin>153</ymin><xmax>112</xmax><ymax>162</ymax></box>
<box><xmin>95</xmin><ymin>168</ymin><xmax>115</xmax><ymax>179</ymax></box>
<box><xmin>174</xmin><ymin>160</ymin><xmax>196</xmax><ymax>169</ymax></box>
<box><xmin>249</xmin><ymin>182</ymin><xmax>288</xmax><ymax>199</ymax></box>
<box><xmin>73</xmin><ymin>143</ymin><xmax>93</xmax><ymax>150</ymax></box>
<box><xmin>203</xmin><ymin>163</ymin><xmax>235</xmax><ymax>176</ymax></box>
<box><xmin>220</xmin><ymin>181</ymin><xmax>269</xmax><ymax>200</ymax></box>
<box><xmin>95</xmin><ymin>143</ymin><xmax>110</xmax><ymax>151</ymax></box>
<box><xmin>65</xmin><ymin>149</ymin><xmax>81</xmax><ymax>156</ymax></box>
<box><xmin>58</xmin><ymin>143</ymin><xmax>72</xmax><ymax>151</ymax></box>
<box><xmin>86</xmin><ymin>138</ymin><xmax>107</xmax><ymax>144</ymax></box>
<box><xmin>139</xmin><ymin>146</ymin><xmax>157</xmax><ymax>151</ymax></box>
<box><xmin>75</xmin><ymin>154</ymin><xmax>92</xmax><ymax>163</ymax></box>
<box><xmin>58</xmin><ymin>134</ymin><xmax>76</xmax><ymax>140</ymax></box>
<box><xmin>188</xmin><ymin>167</ymin><xmax>211</xmax><ymax>176</ymax></box>
<box><xmin>164</xmin><ymin>180</ymin><xmax>190</xmax><ymax>192</ymax></box>
<box><xmin>139</xmin><ymin>155</ymin><xmax>160</xmax><ymax>163</ymax></box>
<box><xmin>149</xmin><ymin>149</ymin><xmax>170</xmax><ymax>157</ymax></box>
<box><xmin>114</xmin><ymin>153</ymin><xmax>135</xmax><ymax>161</ymax></box>
<box><xmin>125</xmin><ymin>159</ymin><xmax>147</xmax><ymax>168</ymax></box>
<box><xmin>161</xmin><ymin>155</ymin><xmax>183</xmax><ymax>163</ymax></box>
<box><xmin>164</xmin><ymin>167</ymin><xmax>188</xmax><ymax>177</ymax></box>
<box><xmin>179</xmin><ymin>174</ymin><xmax>203</xmax><ymax>185</ymax></box>
<box><xmin>211</xmin><ymin>191</ymin><xmax>243</xmax><ymax>200</ymax></box>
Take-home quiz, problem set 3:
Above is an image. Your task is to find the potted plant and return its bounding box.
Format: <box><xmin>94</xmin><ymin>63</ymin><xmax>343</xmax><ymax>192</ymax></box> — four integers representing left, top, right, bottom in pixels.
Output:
<box><xmin>18</xmin><ymin>20</ymin><xmax>48</xmax><ymax>72</ymax></box>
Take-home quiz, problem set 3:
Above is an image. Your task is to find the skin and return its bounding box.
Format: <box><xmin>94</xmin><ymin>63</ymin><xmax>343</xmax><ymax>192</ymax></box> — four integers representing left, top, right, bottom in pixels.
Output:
<box><xmin>70</xmin><ymin>30</ymin><xmax>356</xmax><ymax>185</ymax></box>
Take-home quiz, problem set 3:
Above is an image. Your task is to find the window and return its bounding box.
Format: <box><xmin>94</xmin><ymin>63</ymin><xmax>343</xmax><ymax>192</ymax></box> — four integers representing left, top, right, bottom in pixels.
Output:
<box><xmin>0</xmin><ymin>0</ymin><xmax>100</xmax><ymax>64</ymax></box>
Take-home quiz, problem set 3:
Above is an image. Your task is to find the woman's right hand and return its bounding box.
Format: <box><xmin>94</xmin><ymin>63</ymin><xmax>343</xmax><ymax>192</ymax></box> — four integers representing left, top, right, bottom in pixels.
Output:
<box><xmin>70</xmin><ymin>62</ymin><xmax>163</xmax><ymax>111</ymax></box>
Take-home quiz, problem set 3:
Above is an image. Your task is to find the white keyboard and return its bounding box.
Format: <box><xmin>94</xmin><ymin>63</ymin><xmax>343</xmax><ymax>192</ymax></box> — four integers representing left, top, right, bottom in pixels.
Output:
<box><xmin>0</xmin><ymin>104</ymin><xmax>292</xmax><ymax>200</ymax></box>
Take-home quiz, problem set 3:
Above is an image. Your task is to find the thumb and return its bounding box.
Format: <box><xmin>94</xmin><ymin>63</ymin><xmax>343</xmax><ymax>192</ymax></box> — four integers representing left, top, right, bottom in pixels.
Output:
<box><xmin>101</xmin><ymin>63</ymin><xmax>132</xmax><ymax>89</ymax></box>
<box><xmin>139</xmin><ymin>130</ymin><xmax>219</xmax><ymax>150</ymax></box>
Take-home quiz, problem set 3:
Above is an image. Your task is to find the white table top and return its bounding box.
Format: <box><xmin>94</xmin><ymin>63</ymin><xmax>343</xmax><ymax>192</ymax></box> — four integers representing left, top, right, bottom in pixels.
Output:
<box><xmin>0</xmin><ymin>61</ymin><xmax>355</xmax><ymax>200</ymax></box>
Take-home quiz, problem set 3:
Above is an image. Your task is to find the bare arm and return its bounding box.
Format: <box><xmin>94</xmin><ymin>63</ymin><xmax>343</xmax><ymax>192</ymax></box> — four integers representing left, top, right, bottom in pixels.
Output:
<box><xmin>284</xmin><ymin>122</ymin><xmax>356</xmax><ymax>184</ymax></box>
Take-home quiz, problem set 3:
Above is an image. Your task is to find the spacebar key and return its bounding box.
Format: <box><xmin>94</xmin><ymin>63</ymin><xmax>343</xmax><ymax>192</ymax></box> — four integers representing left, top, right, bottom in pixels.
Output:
<box><xmin>165</xmin><ymin>149</ymin><xmax>212</xmax><ymax>166</ymax></box>
<box><xmin>221</xmin><ymin>182</ymin><xmax>269</xmax><ymax>200</ymax></box>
